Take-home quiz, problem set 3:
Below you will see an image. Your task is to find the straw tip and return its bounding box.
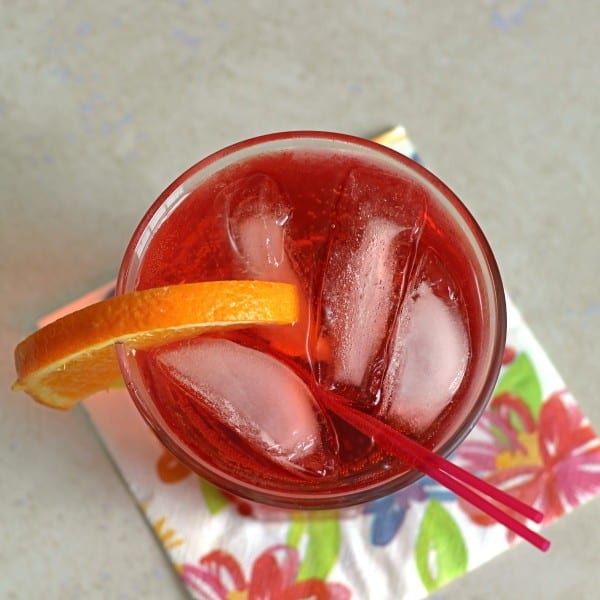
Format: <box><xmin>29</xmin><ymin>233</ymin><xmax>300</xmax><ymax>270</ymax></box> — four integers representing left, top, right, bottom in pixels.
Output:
<box><xmin>531</xmin><ymin>509</ymin><xmax>545</xmax><ymax>524</ymax></box>
<box><xmin>538</xmin><ymin>537</ymin><xmax>551</xmax><ymax>552</ymax></box>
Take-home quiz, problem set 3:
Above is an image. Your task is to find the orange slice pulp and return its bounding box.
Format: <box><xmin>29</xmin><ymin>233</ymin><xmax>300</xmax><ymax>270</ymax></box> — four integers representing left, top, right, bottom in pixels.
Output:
<box><xmin>13</xmin><ymin>280</ymin><xmax>299</xmax><ymax>410</ymax></box>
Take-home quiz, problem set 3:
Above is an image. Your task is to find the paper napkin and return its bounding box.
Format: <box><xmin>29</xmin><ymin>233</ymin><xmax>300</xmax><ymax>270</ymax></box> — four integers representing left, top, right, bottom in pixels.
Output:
<box><xmin>40</xmin><ymin>127</ymin><xmax>600</xmax><ymax>599</ymax></box>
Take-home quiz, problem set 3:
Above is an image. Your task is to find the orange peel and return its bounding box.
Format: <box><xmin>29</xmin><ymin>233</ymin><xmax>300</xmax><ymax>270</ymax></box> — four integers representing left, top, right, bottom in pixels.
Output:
<box><xmin>13</xmin><ymin>280</ymin><xmax>299</xmax><ymax>410</ymax></box>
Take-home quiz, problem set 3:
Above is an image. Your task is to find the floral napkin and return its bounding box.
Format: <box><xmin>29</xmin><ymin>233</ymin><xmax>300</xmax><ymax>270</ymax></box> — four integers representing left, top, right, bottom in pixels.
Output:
<box><xmin>41</xmin><ymin>128</ymin><xmax>600</xmax><ymax>599</ymax></box>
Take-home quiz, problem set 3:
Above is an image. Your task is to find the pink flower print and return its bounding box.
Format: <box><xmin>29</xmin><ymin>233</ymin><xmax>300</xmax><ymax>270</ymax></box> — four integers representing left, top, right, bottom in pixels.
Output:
<box><xmin>457</xmin><ymin>390</ymin><xmax>600</xmax><ymax>537</ymax></box>
<box><xmin>181</xmin><ymin>544</ymin><xmax>351</xmax><ymax>599</ymax></box>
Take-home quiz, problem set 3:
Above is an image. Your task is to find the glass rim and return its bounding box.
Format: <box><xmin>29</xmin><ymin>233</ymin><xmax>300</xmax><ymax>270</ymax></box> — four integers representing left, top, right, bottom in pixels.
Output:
<box><xmin>116</xmin><ymin>130</ymin><xmax>507</xmax><ymax>509</ymax></box>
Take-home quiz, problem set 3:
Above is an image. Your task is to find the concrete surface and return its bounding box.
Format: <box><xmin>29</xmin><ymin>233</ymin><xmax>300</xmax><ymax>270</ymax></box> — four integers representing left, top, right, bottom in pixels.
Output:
<box><xmin>1</xmin><ymin>1</ymin><xmax>598</xmax><ymax>598</ymax></box>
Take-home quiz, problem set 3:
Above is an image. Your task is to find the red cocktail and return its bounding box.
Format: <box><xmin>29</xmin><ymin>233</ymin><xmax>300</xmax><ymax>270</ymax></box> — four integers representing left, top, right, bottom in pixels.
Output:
<box><xmin>116</xmin><ymin>132</ymin><xmax>506</xmax><ymax>509</ymax></box>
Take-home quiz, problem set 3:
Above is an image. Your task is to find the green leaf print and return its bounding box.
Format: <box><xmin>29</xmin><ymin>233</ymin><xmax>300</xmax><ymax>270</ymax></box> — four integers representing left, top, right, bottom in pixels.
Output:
<box><xmin>415</xmin><ymin>500</ymin><xmax>468</xmax><ymax>592</ymax></box>
<box><xmin>199</xmin><ymin>479</ymin><xmax>229</xmax><ymax>514</ymax></box>
<box><xmin>287</xmin><ymin>513</ymin><xmax>341</xmax><ymax>581</ymax></box>
<box><xmin>494</xmin><ymin>353</ymin><xmax>543</xmax><ymax>420</ymax></box>
<box><xmin>287</xmin><ymin>513</ymin><xmax>307</xmax><ymax>548</ymax></box>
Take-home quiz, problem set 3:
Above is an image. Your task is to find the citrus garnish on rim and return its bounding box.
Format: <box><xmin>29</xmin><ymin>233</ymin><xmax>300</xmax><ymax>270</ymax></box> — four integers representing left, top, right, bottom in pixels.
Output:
<box><xmin>13</xmin><ymin>280</ymin><xmax>299</xmax><ymax>410</ymax></box>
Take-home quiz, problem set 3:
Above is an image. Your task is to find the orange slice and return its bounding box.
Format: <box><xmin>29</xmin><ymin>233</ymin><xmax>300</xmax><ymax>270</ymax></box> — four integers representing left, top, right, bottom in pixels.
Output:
<box><xmin>13</xmin><ymin>280</ymin><xmax>299</xmax><ymax>410</ymax></box>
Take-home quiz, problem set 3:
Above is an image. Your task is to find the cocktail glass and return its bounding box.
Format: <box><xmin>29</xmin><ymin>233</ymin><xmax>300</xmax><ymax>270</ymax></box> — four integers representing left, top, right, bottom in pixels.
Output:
<box><xmin>116</xmin><ymin>131</ymin><xmax>506</xmax><ymax>510</ymax></box>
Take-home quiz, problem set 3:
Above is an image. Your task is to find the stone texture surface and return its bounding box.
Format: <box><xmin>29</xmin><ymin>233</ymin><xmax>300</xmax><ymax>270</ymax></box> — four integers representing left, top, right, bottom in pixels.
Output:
<box><xmin>1</xmin><ymin>1</ymin><xmax>598</xmax><ymax>598</ymax></box>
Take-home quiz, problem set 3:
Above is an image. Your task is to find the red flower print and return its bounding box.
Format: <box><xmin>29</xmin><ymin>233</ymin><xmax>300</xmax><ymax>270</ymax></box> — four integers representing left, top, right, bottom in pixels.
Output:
<box><xmin>181</xmin><ymin>544</ymin><xmax>351</xmax><ymax>600</ymax></box>
<box><xmin>502</xmin><ymin>345</ymin><xmax>518</xmax><ymax>365</ymax></box>
<box><xmin>457</xmin><ymin>390</ymin><xmax>600</xmax><ymax>538</ymax></box>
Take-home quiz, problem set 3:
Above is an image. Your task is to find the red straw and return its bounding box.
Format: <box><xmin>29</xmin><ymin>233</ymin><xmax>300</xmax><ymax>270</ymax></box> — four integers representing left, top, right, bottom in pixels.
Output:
<box><xmin>319</xmin><ymin>392</ymin><xmax>550</xmax><ymax>552</ymax></box>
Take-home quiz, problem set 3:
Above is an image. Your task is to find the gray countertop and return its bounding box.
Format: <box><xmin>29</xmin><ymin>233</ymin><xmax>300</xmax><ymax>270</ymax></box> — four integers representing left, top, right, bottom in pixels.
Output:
<box><xmin>2</xmin><ymin>2</ymin><xmax>599</xmax><ymax>598</ymax></box>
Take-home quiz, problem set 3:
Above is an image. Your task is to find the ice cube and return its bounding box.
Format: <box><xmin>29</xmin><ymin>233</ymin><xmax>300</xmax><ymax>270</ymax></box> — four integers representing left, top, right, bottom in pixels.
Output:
<box><xmin>224</xmin><ymin>174</ymin><xmax>298</xmax><ymax>284</ymax></box>
<box><xmin>223</xmin><ymin>174</ymin><xmax>309</xmax><ymax>357</ymax></box>
<box><xmin>316</xmin><ymin>168</ymin><xmax>425</xmax><ymax>398</ymax></box>
<box><xmin>323</xmin><ymin>218</ymin><xmax>402</xmax><ymax>386</ymax></box>
<box><xmin>157</xmin><ymin>338</ymin><xmax>334</xmax><ymax>475</ymax></box>
<box><xmin>382</xmin><ymin>278</ymin><xmax>469</xmax><ymax>434</ymax></box>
